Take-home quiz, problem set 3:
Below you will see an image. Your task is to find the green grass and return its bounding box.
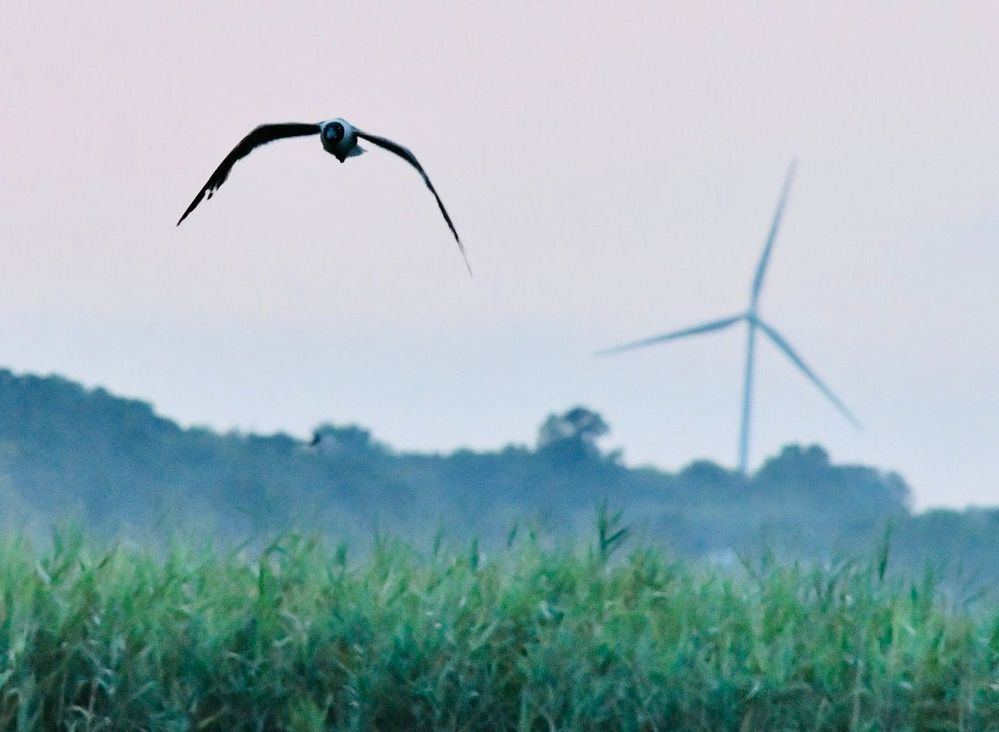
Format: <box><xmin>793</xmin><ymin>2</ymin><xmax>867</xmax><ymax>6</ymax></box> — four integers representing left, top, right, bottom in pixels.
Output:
<box><xmin>0</xmin><ymin>524</ymin><xmax>997</xmax><ymax>730</ymax></box>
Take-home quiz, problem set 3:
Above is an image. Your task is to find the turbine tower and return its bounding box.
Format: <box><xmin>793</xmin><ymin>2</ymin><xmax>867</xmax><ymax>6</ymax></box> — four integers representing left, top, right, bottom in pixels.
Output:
<box><xmin>598</xmin><ymin>162</ymin><xmax>861</xmax><ymax>473</ymax></box>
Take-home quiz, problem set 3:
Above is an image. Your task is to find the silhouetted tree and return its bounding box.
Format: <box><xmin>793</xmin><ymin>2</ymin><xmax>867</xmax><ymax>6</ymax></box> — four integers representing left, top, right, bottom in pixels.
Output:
<box><xmin>310</xmin><ymin>424</ymin><xmax>381</xmax><ymax>455</ymax></box>
<box><xmin>536</xmin><ymin>406</ymin><xmax>610</xmax><ymax>465</ymax></box>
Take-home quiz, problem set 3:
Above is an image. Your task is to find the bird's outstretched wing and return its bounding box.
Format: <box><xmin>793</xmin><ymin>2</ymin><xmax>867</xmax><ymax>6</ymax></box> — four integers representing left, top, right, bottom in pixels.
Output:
<box><xmin>177</xmin><ymin>122</ymin><xmax>320</xmax><ymax>225</ymax></box>
<box><xmin>355</xmin><ymin>128</ymin><xmax>471</xmax><ymax>275</ymax></box>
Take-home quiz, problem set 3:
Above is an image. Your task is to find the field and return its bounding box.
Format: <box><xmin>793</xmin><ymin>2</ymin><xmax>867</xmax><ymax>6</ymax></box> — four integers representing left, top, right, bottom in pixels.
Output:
<box><xmin>0</xmin><ymin>523</ymin><xmax>997</xmax><ymax>730</ymax></box>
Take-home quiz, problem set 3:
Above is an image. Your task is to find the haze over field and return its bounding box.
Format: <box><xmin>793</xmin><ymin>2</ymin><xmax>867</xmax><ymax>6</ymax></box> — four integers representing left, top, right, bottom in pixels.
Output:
<box><xmin>1</xmin><ymin>3</ymin><xmax>997</xmax><ymax>507</ymax></box>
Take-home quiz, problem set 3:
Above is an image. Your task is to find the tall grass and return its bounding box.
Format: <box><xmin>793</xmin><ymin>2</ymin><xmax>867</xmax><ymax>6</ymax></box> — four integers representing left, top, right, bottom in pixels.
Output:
<box><xmin>0</xmin><ymin>524</ymin><xmax>996</xmax><ymax>730</ymax></box>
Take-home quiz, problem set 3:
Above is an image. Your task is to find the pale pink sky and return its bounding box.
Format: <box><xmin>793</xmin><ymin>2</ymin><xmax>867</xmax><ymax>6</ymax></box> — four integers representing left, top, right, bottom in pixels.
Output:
<box><xmin>1</xmin><ymin>3</ymin><xmax>997</xmax><ymax>507</ymax></box>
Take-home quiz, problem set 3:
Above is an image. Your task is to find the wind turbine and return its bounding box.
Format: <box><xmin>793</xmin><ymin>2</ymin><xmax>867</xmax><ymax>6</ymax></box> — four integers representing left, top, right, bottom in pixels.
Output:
<box><xmin>597</xmin><ymin>162</ymin><xmax>861</xmax><ymax>473</ymax></box>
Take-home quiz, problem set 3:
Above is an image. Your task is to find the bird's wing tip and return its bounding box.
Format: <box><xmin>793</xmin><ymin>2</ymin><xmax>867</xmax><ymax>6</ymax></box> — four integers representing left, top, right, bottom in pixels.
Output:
<box><xmin>455</xmin><ymin>238</ymin><xmax>472</xmax><ymax>276</ymax></box>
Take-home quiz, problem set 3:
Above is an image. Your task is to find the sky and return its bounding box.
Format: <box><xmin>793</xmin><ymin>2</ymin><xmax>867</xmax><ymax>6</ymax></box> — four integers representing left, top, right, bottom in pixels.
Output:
<box><xmin>1</xmin><ymin>3</ymin><xmax>997</xmax><ymax>508</ymax></box>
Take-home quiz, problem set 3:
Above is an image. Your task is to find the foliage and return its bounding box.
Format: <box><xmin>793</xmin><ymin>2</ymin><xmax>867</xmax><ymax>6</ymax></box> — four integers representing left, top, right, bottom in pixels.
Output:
<box><xmin>537</xmin><ymin>406</ymin><xmax>610</xmax><ymax>465</ymax></box>
<box><xmin>0</xmin><ymin>369</ymin><xmax>996</xmax><ymax>582</ymax></box>
<box><xmin>0</xmin><ymin>529</ymin><xmax>996</xmax><ymax>729</ymax></box>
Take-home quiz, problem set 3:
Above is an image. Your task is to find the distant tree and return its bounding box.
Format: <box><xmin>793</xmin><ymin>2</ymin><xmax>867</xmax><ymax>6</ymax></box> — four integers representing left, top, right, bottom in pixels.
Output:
<box><xmin>536</xmin><ymin>407</ymin><xmax>610</xmax><ymax>464</ymax></box>
<box><xmin>309</xmin><ymin>424</ymin><xmax>381</xmax><ymax>455</ymax></box>
<box><xmin>754</xmin><ymin>443</ymin><xmax>910</xmax><ymax>516</ymax></box>
<box><xmin>677</xmin><ymin>459</ymin><xmax>743</xmax><ymax>499</ymax></box>
<box><xmin>755</xmin><ymin>445</ymin><xmax>832</xmax><ymax>484</ymax></box>
<box><xmin>679</xmin><ymin>459</ymin><xmax>734</xmax><ymax>484</ymax></box>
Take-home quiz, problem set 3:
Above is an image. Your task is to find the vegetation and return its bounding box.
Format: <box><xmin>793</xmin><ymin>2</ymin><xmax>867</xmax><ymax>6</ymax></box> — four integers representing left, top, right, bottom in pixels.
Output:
<box><xmin>0</xmin><ymin>526</ymin><xmax>997</xmax><ymax>729</ymax></box>
<box><xmin>0</xmin><ymin>369</ymin><xmax>993</xmax><ymax>726</ymax></box>
<box><xmin>1</xmin><ymin>368</ymin><xmax>996</xmax><ymax>583</ymax></box>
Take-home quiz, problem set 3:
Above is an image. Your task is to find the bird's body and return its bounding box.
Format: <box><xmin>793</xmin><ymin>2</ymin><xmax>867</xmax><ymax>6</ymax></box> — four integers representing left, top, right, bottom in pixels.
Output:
<box><xmin>319</xmin><ymin>118</ymin><xmax>365</xmax><ymax>162</ymax></box>
<box><xmin>177</xmin><ymin>117</ymin><xmax>470</xmax><ymax>274</ymax></box>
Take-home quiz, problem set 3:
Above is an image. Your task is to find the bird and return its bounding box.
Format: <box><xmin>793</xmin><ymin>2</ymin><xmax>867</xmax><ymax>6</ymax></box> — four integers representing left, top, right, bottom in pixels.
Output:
<box><xmin>176</xmin><ymin>118</ymin><xmax>471</xmax><ymax>274</ymax></box>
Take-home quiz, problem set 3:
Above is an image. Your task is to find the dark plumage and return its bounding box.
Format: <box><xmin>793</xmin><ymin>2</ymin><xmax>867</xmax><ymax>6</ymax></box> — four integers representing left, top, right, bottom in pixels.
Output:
<box><xmin>176</xmin><ymin>123</ymin><xmax>320</xmax><ymax>226</ymax></box>
<box><xmin>355</xmin><ymin>129</ymin><xmax>468</xmax><ymax>272</ymax></box>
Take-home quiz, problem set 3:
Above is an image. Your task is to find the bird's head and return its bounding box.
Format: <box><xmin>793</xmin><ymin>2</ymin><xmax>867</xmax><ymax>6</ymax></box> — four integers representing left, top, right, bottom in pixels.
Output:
<box><xmin>320</xmin><ymin>118</ymin><xmax>358</xmax><ymax>160</ymax></box>
<box><xmin>322</xmin><ymin>120</ymin><xmax>345</xmax><ymax>144</ymax></box>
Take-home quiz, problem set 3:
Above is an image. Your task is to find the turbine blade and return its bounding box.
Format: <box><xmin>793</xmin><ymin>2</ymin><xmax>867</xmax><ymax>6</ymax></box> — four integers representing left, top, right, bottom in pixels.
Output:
<box><xmin>596</xmin><ymin>315</ymin><xmax>744</xmax><ymax>357</ymax></box>
<box><xmin>755</xmin><ymin>319</ymin><xmax>862</xmax><ymax>429</ymax></box>
<box><xmin>750</xmin><ymin>161</ymin><xmax>797</xmax><ymax>306</ymax></box>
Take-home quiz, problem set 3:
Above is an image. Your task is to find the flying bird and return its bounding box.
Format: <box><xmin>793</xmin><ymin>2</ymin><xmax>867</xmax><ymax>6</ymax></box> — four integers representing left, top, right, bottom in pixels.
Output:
<box><xmin>176</xmin><ymin>118</ymin><xmax>470</xmax><ymax>274</ymax></box>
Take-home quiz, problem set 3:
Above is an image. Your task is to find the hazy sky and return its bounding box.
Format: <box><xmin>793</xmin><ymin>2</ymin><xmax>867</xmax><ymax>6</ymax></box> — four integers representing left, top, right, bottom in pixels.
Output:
<box><xmin>1</xmin><ymin>3</ymin><xmax>997</xmax><ymax>508</ymax></box>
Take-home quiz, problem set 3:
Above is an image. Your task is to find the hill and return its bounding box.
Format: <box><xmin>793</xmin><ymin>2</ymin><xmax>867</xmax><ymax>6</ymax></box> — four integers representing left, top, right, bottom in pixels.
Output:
<box><xmin>0</xmin><ymin>369</ymin><xmax>991</xmax><ymax>577</ymax></box>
